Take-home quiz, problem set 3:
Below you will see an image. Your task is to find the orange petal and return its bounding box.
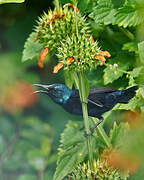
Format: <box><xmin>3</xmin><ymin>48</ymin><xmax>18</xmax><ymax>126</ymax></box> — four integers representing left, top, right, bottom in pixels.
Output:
<box><xmin>63</xmin><ymin>3</ymin><xmax>74</xmax><ymax>8</ymax></box>
<box><xmin>61</xmin><ymin>13</ymin><xmax>65</xmax><ymax>20</ymax></box>
<box><xmin>88</xmin><ymin>35</ymin><xmax>95</xmax><ymax>43</ymax></box>
<box><xmin>53</xmin><ymin>14</ymin><xmax>59</xmax><ymax>19</ymax></box>
<box><xmin>76</xmin><ymin>8</ymin><xmax>79</xmax><ymax>13</ymax></box>
<box><xmin>94</xmin><ymin>55</ymin><xmax>106</xmax><ymax>66</ymax></box>
<box><xmin>106</xmin><ymin>151</ymin><xmax>140</xmax><ymax>175</ymax></box>
<box><xmin>122</xmin><ymin>111</ymin><xmax>142</xmax><ymax>129</ymax></box>
<box><xmin>33</xmin><ymin>37</ymin><xmax>38</xmax><ymax>42</ymax></box>
<box><xmin>66</xmin><ymin>56</ymin><xmax>74</xmax><ymax>65</ymax></box>
<box><xmin>63</xmin><ymin>3</ymin><xmax>79</xmax><ymax>13</ymax></box>
<box><xmin>53</xmin><ymin>62</ymin><xmax>64</xmax><ymax>73</ymax></box>
<box><xmin>38</xmin><ymin>61</ymin><xmax>44</xmax><ymax>68</ymax></box>
<box><xmin>100</xmin><ymin>51</ymin><xmax>111</xmax><ymax>57</ymax></box>
<box><xmin>38</xmin><ymin>48</ymin><xmax>49</xmax><ymax>68</ymax></box>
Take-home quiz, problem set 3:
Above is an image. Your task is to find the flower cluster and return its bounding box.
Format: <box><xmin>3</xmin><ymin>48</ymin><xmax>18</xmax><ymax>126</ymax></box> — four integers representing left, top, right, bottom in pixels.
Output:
<box><xmin>56</xmin><ymin>34</ymin><xmax>111</xmax><ymax>72</ymax></box>
<box><xmin>34</xmin><ymin>3</ymin><xmax>111</xmax><ymax>72</ymax></box>
<box><xmin>68</xmin><ymin>157</ymin><xmax>128</xmax><ymax>180</ymax></box>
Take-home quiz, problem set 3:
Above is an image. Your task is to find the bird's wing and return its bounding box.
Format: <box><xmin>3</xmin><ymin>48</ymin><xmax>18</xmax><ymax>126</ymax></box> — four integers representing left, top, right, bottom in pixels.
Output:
<box><xmin>88</xmin><ymin>87</ymin><xmax>116</xmax><ymax>107</ymax></box>
<box><xmin>89</xmin><ymin>87</ymin><xmax>116</xmax><ymax>94</ymax></box>
<box><xmin>72</xmin><ymin>87</ymin><xmax>116</xmax><ymax>108</ymax></box>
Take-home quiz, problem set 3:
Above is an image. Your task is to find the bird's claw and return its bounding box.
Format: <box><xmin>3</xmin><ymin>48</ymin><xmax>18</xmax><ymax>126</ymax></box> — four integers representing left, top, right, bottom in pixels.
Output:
<box><xmin>84</xmin><ymin>128</ymin><xmax>94</xmax><ymax>138</ymax></box>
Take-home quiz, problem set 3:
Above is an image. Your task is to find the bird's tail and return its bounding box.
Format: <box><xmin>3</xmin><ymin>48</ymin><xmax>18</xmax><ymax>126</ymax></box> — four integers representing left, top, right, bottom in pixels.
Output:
<box><xmin>118</xmin><ymin>86</ymin><xmax>138</xmax><ymax>104</ymax></box>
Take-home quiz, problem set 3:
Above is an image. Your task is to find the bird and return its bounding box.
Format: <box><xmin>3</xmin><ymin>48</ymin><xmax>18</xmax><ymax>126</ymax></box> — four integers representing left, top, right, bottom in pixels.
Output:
<box><xmin>33</xmin><ymin>84</ymin><xmax>138</xmax><ymax>136</ymax></box>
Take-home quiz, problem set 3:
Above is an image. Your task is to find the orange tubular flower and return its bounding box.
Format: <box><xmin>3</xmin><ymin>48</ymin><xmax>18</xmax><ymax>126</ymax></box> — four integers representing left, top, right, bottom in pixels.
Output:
<box><xmin>53</xmin><ymin>62</ymin><xmax>64</xmax><ymax>73</ymax></box>
<box><xmin>38</xmin><ymin>47</ymin><xmax>49</xmax><ymax>68</ymax></box>
<box><xmin>88</xmin><ymin>35</ymin><xmax>95</xmax><ymax>43</ymax></box>
<box><xmin>94</xmin><ymin>54</ymin><xmax>106</xmax><ymax>66</ymax></box>
<box><xmin>100</xmin><ymin>51</ymin><xmax>111</xmax><ymax>57</ymax></box>
<box><xmin>94</xmin><ymin>50</ymin><xmax>111</xmax><ymax>66</ymax></box>
<box><xmin>33</xmin><ymin>37</ymin><xmax>38</xmax><ymax>42</ymax></box>
<box><xmin>50</xmin><ymin>14</ymin><xmax>60</xmax><ymax>32</ymax></box>
<box><xmin>66</xmin><ymin>56</ymin><xmax>74</xmax><ymax>65</ymax></box>
<box><xmin>63</xmin><ymin>3</ymin><xmax>79</xmax><ymax>13</ymax></box>
<box><xmin>61</xmin><ymin>13</ymin><xmax>65</xmax><ymax>20</ymax></box>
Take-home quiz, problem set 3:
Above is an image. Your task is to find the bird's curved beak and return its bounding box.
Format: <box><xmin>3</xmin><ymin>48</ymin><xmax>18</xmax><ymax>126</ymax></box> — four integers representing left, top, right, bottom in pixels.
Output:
<box><xmin>32</xmin><ymin>84</ymin><xmax>52</xmax><ymax>94</ymax></box>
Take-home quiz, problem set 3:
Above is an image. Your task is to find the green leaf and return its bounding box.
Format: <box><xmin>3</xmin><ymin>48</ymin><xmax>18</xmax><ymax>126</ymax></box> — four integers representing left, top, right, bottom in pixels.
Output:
<box><xmin>60</xmin><ymin>121</ymin><xmax>85</xmax><ymax>149</ymax></box>
<box><xmin>104</xmin><ymin>54</ymin><xmax>130</xmax><ymax>85</ymax></box>
<box><xmin>128</xmin><ymin>66</ymin><xmax>143</xmax><ymax>85</ymax></box>
<box><xmin>122</xmin><ymin>41</ymin><xmax>138</xmax><ymax>52</ymax></box>
<box><xmin>22</xmin><ymin>32</ymin><xmax>43</xmax><ymax>62</ymax></box>
<box><xmin>78</xmin><ymin>0</ymin><xmax>96</xmax><ymax>14</ymax></box>
<box><xmin>117</xmin><ymin>94</ymin><xmax>141</xmax><ymax>111</ymax></box>
<box><xmin>54</xmin><ymin>121</ymin><xmax>93</xmax><ymax>180</ymax></box>
<box><xmin>113</xmin><ymin>5</ymin><xmax>144</xmax><ymax>27</ymax></box>
<box><xmin>138</xmin><ymin>41</ymin><xmax>144</xmax><ymax>63</ymax></box>
<box><xmin>109</xmin><ymin>122</ymin><xmax>121</xmax><ymax>146</ymax></box>
<box><xmin>139</xmin><ymin>86</ymin><xmax>144</xmax><ymax>99</ymax></box>
<box><xmin>64</xmin><ymin>71</ymin><xmax>74</xmax><ymax>89</ymax></box>
<box><xmin>0</xmin><ymin>0</ymin><xmax>24</xmax><ymax>4</ymax></box>
<box><xmin>130</xmin><ymin>66</ymin><xmax>143</xmax><ymax>78</ymax></box>
<box><xmin>89</xmin><ymin>0</ymin><xmax>115</xmax><ymax>25</ymax></box>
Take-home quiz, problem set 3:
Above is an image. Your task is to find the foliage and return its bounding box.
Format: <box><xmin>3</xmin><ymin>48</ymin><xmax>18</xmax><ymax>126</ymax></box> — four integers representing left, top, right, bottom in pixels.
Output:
<box><xmin>68</xmin><ymin>159</ymin><xmax>125</xmax><ymax>180</ymax></box>
<box><xmin>89</xmin><ymin>0</ymin><xmax>144</xmax><ymax>112</ymax></box>
<box><xmin>54</xmin><ymin>121</ymin><xmax>90</xmax><ymax>180</ymax></box>
<box><xmin>22</xmin><ymin>32</ymin><xmax>43</xmax><ymax>62</ymax></box>
<box><xmin>56</xmin><ymin>120</ymin><xmax>129</xmax><ymax>180</ymax></box>
<box><xmin>90</xmin><ymin>0</ymin><xmax>144</xmax><ymax>27</ymax></box>
<box><xmin>0</xmin><ymin>0</ymin><xmax>25</xmax><ymax>5</ymax></box>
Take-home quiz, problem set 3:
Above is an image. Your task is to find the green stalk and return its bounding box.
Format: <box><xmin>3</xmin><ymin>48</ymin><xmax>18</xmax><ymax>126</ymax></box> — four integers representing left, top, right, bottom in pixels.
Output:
<box><xmin>73</xmin><ymin>72</ymin><xmax>94</xmax><ymax>169</ymax></box>
<box><xmin>92</xmin><ymin>117</ymin><xmax>111</xmax><ymax>148</ymax></box>
<box><xmin>54</xmin><ymin>0</ymin><xmax>60</xmax><ymax>11</ymax></box>
<box><xmin>72</xmin><ymin>1</ymin><xmax>93</xmax><ymax>169</ymax></box>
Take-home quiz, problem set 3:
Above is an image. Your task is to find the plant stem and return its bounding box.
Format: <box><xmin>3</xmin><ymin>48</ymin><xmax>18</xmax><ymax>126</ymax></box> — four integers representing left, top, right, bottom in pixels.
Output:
<box><xmin>73</xmin><ymin>72</ymin><xmax>94</xmax><ymax>169</ymax></box>
<box><xmin>72</xmin><ymin>1</ymin><xmax>93</xmax><ymax>169</ymax></box>
<box><xmin>74</xmin><ymin>5</ymin><xmax>79</xmax><ymax>38</ymax></box>
<box><xmin>54</xmin><ymin>0</ymin><xmax>60</xmax><ymax>11</ymax></box>
<box><xmin>92</xmin><ymin>117</ymin><xmax>111</xmax><ymax>148</ymax></box>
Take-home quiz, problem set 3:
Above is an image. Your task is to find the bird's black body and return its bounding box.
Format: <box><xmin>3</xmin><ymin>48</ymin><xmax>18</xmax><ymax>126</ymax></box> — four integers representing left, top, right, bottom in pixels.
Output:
<box><xmin>34</xmin><ymin>84</ymin><xmax>138</xmax><ymax>136</ymax></box>
<box><xmin>34</xmin><ymin>84</ymin><xmax>138</xmax><ymax>118</ymax></box>
<box><xmin>62</xmin><ymin>86</ymin><xmax>138</xmax><ymax>119</ymax></box>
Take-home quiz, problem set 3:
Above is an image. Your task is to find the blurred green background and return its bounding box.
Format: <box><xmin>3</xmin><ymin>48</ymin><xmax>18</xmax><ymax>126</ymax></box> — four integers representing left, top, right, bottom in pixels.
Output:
<box><xmin>0</xmin><ymin>1</ymin><xmax>78</xmax><ymax>179</ymax></box>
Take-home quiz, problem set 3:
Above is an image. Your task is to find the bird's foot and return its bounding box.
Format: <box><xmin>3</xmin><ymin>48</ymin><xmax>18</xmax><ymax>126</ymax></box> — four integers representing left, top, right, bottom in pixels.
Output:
<box><xmin>84</xmin><ymin>128</ymin><xmax>94</xmax><ymax>138</ymax></box>
<box><xmin>84</xmin><ymin>117</ymin><xmax>104</xmax><ymax>138</ymax></box>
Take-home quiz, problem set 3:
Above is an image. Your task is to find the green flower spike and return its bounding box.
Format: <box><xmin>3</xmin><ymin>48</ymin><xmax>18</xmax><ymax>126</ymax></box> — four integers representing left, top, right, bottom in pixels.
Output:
<box><xmin>32</xmin><ymin>3</ymin><xmax>111</xmax><ymax>71</ymax></box>
<box><xmin>34</xmin><ymin>6</ymin><xmax>89</xmax><ymax>54</ymax></box>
